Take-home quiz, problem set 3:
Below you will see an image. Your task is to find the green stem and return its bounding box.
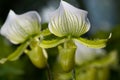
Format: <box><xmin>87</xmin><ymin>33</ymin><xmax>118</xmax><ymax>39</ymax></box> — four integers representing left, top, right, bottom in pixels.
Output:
<box><xmin>46</xmin><ymin>64</ymin><xmax>52</xmax><ymax>80</ymax></box>
<box><xmin>64</xmin><ymin>36</ymin><xmax>71</xmax><ymax>49</ymax></box>
<box><xmin>72</xmin><ymin>69</ymin><xmax>76</xmax><ymax>80</ymax></box>
<box><xmin>64</xmin><ymin>39</ymin><xmax>68</xmax><ymax>49</ymax></box>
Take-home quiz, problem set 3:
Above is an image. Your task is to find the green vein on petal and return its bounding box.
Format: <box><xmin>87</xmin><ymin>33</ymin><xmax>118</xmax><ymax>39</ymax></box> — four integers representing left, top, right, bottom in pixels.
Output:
<box><xmin>0</xmin><ymin>41</ymin><xmax>29</xmax><ymax>64</ymax></box>
<box><xmin>73</xmin><ymin>37</ymin><xmax>108</xmax><ymax>48</ymax></box>
<box><xmin>39</xmin><ymin>38</ymin><xmax>65</xmax><ymax>48</ymax></box>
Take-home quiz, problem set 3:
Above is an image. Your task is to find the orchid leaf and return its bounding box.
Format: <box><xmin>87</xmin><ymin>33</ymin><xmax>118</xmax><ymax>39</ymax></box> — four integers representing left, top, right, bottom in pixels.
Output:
<box><xmin>0</xmin><ymin>41</ymin><xmax>29</xmax><ymax>64</ymax></box>
<box><xmin>39</xmin><ymin>38</ymin><xmax>65</xmax><ymax>48</ymax></box>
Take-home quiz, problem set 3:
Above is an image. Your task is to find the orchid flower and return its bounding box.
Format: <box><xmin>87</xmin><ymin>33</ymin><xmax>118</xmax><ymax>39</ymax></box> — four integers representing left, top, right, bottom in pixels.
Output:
<box><xmin>40</xmin><ymin>0</ymin><xmax>110</xmax><ymax>49</ymax></box>
<box><xmin>39</xmin><ymin>0</ymin><xmax>111</xmax><ymax>72</ymax></box>
<box><xmin>0</xmin><ymin>10</ymin><xmax>48</xmax><ymax>68</ymax></box>
<box><xmin>0</xmin><ymin>10</ymin><xmax>41</xmax><ymax>44</ymax></box>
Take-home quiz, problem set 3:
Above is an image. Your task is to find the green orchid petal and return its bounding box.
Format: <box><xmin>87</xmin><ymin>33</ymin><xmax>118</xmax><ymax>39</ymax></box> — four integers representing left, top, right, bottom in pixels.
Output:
<box><xmin>48</xmin><ymin>0</ymin><xmax>90</xmax><ymax>37</ymax></box>
<box><xmin>39</xmin><ymin>38</ymin><xmax>65</xmax><ymax>48</ymax></box>
<box><xmin>0</xmin><ymin>41</ymin><xmax>29</xmax><ymax>64</ymax></box>
<box><xmin>75</xmin><ymin>41</ymin><xmax>106</xmax><ymax>66</ymax></box>
<box><xmin>40</xmin><ymin>28</ymin><xmax>51</xmax><ymax>36</ymax></box>
<box><xmin>73</xmin><ymin>37</ymin><xmax>108</xmax><ymax>48</ymax></box>
<box><xmin>0</xmin><ymin>10</ymin><xmax>41</xmax><ymax>44</ymax></box>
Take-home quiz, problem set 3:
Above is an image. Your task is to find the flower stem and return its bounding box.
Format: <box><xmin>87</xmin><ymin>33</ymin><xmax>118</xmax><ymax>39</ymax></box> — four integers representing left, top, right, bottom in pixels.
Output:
<box><xmin>46</xmin><ymin>64</ymin><xmax>52</xmax><ymax>80</ymax></box>
<box><xmin>72</xmin><ymin>68</ymin><xmax>76</xmax><ymax>80</ymax></box>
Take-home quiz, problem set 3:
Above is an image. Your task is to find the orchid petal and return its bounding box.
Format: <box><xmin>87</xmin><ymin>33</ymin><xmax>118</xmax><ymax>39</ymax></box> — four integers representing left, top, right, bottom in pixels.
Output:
<box><xmin>0</xmin><ymin>10</ymin><xmax>41</xmax><ymax>44</ymax></box>
<box><xmin>73</xmin><ymin>37</ymin><xmax>108</xmax><ymax>48</ymax></box>
<box><xmin>39</xmin><ymin>38</ymin><xmax>65</xmax><ymax>48</ymax></box>
<box><xmin>0</xmin><ymin>41</ymin><xmax>29</xmax><ymax>64</ymax></box>
<box><xmin>48</xmin><ymin>0</ymin><xmax>90</xmax><ymax>37</ymax></box>
<box><xmin>75</xmin><ymin>41</ymin><xmax>106</xmax><ymax>65</ymax></box>
<box><xmin>40</xmin><ymin>28</ymin><xmax>51</xmax><ymax>36</ymax></box>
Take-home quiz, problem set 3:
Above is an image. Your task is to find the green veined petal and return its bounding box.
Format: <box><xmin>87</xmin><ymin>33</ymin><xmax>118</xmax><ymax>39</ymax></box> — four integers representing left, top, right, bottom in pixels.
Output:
<box><xmin>39</xmin><ymin>38</ymin><xmax>65</xmax><ymax>48</ymax></box>
<box><xmin>48</xmin><ymin>0</ymin><xmax>90</xmax><ymax>37</ymax></box>
<box><xmin>73</xmin><ymin>37</ymin><xmax>108</xmax><ymax>48</ymax></box>
<box><xmin>0</xmin><ymin>41</ymin><xmax>29</xmax><ymax>64</ymax></box>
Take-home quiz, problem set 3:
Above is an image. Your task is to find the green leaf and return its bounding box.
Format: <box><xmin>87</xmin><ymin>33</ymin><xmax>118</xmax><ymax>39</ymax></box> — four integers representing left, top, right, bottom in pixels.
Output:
<box><xmin>73</xmin><ymin>37</ymin><xmax>108</xmax><ymax>48</ymax></box>
<box><xmin>39</xmin><ymin>38</ymin><xmax>65</xmax><ymax>48</ymax></box>
<box><xmin>0</xmin><ymin>41</ymin><xmax>29</xmax><ymax>64</ymax></box>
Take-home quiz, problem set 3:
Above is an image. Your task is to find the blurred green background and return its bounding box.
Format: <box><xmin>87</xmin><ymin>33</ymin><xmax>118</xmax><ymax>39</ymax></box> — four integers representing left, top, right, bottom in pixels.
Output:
<box><xmin>0</xmin><ymin>0</ymin><xmax>120</xmax><ymax>80</ymax></box>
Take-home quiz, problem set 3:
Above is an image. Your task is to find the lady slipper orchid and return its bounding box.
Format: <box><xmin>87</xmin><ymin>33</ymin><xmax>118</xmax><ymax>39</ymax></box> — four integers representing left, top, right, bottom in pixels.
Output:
<box><xmin>0</xmin><ymin>10</ymin><xmax>41</xmax><ymax>44</ymax></box>
<box><xmin>41</xmin><ymin>0</ymin><xmax>110</xmax><ymax>49</ymax></box>
<box><xmin>40</xmin><ymin>0</ymin><xmax>110</xmax><ymax>72</ymax></box>
<box><xmin>0</xmin><ymin>10</ymin><xmax>48</xmax><ymax>68</ymax></box>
